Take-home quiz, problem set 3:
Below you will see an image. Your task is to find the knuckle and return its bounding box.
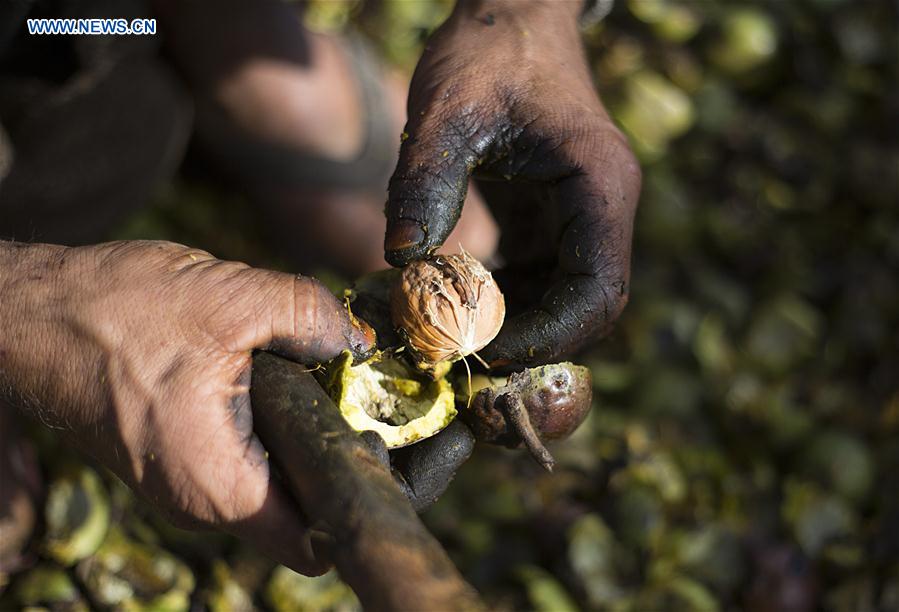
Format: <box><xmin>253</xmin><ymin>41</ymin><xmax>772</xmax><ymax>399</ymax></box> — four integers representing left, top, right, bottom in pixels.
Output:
<box><xmin>265</xmin><ymin>273</ymin><xmax>352</xmax><ymax>362</ymax></box>
<box><xmin>607</xmin><ymin>131</ymin><xmax>643</xmax><ymax>197</ymax></box>
<box><xmin>595</xmin><ymin>277</ymin><xmax>629</xmax><ymax>328</ymax></box>
<box><xmin>589</xmin><ymin>127</ymin><xmax>643</xmax><ymax>207</ymax></box>
<box><xmin>402</xmin><ymin>104</ymin><xmax>491</xmax><ymax>166</ymax></box>
<box><xmin>190</xmin><ymin>266</ymin><xmax>269</xmax><ymax>350</ymax></box>
<box><xmin>292</xmin><ymin>275</ymin><xmax>342</xmax><ymax>343</ymax></box>
<box><xmin>589</xmin><ymin>254</ymin><xmax>630</xmax><ymax>326</ymax></box>
<box><xmin>293</xmin><ymin>275</ymin><xmax>320</xmax><ymax>338</ymax></box>
<box><xmin>603</xmin><ymin>283</ymin><xmax>629</xmax><ymax>321</ymax></box>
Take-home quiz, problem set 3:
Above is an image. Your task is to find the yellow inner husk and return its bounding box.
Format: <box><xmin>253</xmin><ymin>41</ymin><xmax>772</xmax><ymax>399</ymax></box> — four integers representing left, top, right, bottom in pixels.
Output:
<box><xmin>329</xmin><ymin>352</ymin><xmax>457</xmax><ymax>448</ymax></box>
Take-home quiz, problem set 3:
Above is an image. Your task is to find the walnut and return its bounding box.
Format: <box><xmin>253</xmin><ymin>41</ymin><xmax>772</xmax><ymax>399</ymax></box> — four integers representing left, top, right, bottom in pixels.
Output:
<box><xmin>390</xmin><ymin>251</ymin><xmax>505</xmax><ymax>365</ymax></box>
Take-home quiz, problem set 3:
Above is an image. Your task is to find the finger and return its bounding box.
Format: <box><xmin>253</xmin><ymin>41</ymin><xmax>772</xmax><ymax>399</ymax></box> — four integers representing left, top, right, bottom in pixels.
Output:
<box><xmin>384</xmin><ymin>96</ymin><xmax>497</xmax><ymax>266</ymax></box>
<box><xmin>167</xmin><ymin>378</ymin><xmax>327</xmax><ymax>575</ymax></box>
<box><xmin>223</xmin><ymin>384</ymin><xmax>327</xmax><ymax>576</ymax></box>
<box><xmin>481</xmin><ymin>128</ymin><xmax>642</xmax><ymax>367</ymax></box>
<box><xmin>359</xmin><ymin>430</ymin><xmax>391</xmax><ymax>467</ymax></box>
<box><xmin>356</xmin><ymin>425</ymin><xmax>474</xmax><ymax>514</ymax></box>
<box><xmin>225</xmin><ymin>382</ymin><xmax>324</xmax><ymax>575</ymax></box>
<box><xmin>389</xmin><ymin>421</ymin><xmax>475</xmax><ymax>513</ymax></box>
<box><xmin>224</xmin><ymin>476</ymin><xmax>329</xmax><ymax>576</ymax></box>
<box><xmin>240</xmin><ymin>270</ymin><xmax>376</xmax><ymax>364</ymax></box>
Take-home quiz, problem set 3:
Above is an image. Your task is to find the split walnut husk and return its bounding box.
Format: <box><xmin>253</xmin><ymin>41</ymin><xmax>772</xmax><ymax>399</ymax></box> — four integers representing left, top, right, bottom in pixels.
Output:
<box><xmin>76</xmin><ymin>525</ymin><xmax>194</xmax><ymax>610</ymax></box>
<box><xmin>326</xmin><ymin>351</ymin><xmax>457</xmax><ymax>448</ymax></box>
<box><xmin>13</xmin><ymin>564</ymin><xmax>89</xmax><ymax>611</ymax></box>
<box><xmin>43</xmin><ymin>464</ymin><xmax>110</xmax><ymax>567</ymax></box>
<box><xmin>390</xmin><ymin>251</ymin><xmax>505</xmax><ymax>365</ymax></box>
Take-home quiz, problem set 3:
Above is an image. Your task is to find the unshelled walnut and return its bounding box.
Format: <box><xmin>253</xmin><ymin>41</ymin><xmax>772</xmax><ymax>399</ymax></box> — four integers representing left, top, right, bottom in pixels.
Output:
<box><xmin>390</xmin><ymin>251</ymin><xmax>505</xmax><ymax>365</ymax></box>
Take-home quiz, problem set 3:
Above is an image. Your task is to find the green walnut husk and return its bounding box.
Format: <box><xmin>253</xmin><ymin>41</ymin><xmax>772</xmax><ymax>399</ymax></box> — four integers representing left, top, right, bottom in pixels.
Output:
<box><xmin>13</xmin><ymin>564</ymin><xmax>89</xmax><ymax>611</ymax></box>
<box><xmin>266</xmin><ymin>566</ymin><xmax>360</xmax><ymax>612</ymax></box>
<box><xmin>204</xmin><ymin>560</ymin><xmax>255</xmax><ymax>612</ymax></box>
<box><xmin>76</xmin><ymin>525</ymin><xmax>194</xmax><ymax>611</ymax></box>
<box><xmin>326</xmin><ymin>351</ymin><xmax>457</xmax><ymax>448</ymax></box>
<box><xmin>43</xmin><ymin>464</ymin><xmax>110</xmax><ymax>566</ymax></box>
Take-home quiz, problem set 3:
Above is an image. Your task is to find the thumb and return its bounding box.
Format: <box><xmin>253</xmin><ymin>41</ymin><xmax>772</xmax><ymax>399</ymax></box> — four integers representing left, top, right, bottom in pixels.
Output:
<box><xmin>385</xmin><ymin>106</ymin><xmax>493</xmax><ymax>266</ymax></box>
<box><xmin>241</xmin><ymin>270</ymin><xmax>376</xmax><ymax>364</ymax></box>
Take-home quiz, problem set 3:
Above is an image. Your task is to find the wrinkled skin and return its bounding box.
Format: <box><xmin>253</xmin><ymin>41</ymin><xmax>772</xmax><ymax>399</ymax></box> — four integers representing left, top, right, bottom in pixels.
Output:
<box><xmin>0</xmin><ymin>240</ymin><xmax>375</xmax><ymax>576</ymax></box>
<box><xmin>385</xmin><ymin>0</ymin><xmax>642</xmax><ymax>369</ymax></box>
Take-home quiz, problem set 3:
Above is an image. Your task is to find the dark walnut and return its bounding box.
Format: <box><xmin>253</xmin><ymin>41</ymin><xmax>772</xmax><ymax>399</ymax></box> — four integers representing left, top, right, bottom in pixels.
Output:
<box><xmin>462</xmin><ymin>363</ymin><xmax>593</xmax><ymax>471</ymax></box>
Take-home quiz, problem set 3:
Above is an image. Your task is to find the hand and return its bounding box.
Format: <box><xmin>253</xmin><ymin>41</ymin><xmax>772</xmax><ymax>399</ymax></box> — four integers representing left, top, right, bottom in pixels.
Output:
<box><xmin>384</xmin><ymin>0</ymin><xmax>641</xmax><ymax>368</ymax></box>
<box><xmin>0</xmin><ymin>240</ymin><xmax>375</xmax><ymax>574</ymax></box>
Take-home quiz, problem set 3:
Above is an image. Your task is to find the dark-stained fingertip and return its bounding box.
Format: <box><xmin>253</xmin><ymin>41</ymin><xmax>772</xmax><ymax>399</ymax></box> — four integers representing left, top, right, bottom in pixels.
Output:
<box><xmin>385</xmin><ymin>219</ymin><xmax>431</xmax><ymax>267</ymax></box>
<box><xmin>386</xmin><ymin>219</ymin><xmax>425</xmax><ymax>252</ymax></box>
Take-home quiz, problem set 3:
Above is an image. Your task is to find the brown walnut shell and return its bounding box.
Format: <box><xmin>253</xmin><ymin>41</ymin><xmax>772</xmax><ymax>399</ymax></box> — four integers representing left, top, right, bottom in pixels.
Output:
<box><xmin>390</xmin><ymin>252</ymin><xmax>505</xmax><ymax>364</ymax></box>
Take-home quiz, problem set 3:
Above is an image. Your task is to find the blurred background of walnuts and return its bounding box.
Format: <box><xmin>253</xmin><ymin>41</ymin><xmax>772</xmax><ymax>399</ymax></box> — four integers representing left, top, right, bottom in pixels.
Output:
<box><xmin>2</xmin><ymin>0</ymin><xmax>897</xmax><ymax>610</ymax></box>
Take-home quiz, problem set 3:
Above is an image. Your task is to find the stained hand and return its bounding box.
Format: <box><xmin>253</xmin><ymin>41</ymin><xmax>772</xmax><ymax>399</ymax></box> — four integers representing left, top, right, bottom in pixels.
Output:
<box><xmin>0</xmin><ymin>240</ymin><xmax>375</xmax><ymax>574</ymax></box>
<box><xmin>384</xmin><ymin>0</ymin><xmax>641</xmax><ymax>368</ymax></box>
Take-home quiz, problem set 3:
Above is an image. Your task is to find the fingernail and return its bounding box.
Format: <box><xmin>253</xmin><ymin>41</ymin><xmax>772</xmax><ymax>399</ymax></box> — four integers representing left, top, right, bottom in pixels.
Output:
<box><xmin>386</xmin><ymin>220</ymin><xmax>426</xmax><ymax>252</ymax></box>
